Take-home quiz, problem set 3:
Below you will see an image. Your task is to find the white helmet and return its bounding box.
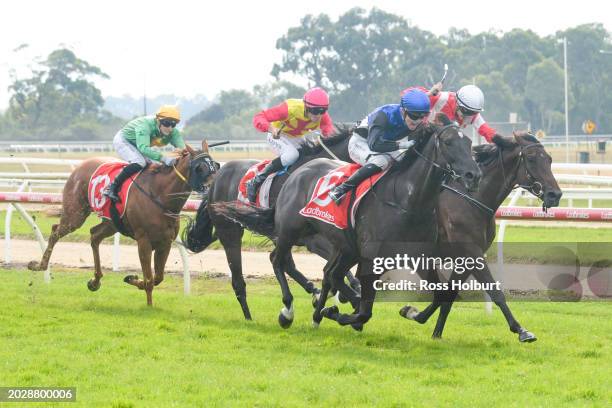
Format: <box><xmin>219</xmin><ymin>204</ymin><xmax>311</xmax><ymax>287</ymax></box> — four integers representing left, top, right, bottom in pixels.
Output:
<box><xmin>456</xmin><ymin>85</ymin><xmax>485</xmax><ymax>113</ymax></box>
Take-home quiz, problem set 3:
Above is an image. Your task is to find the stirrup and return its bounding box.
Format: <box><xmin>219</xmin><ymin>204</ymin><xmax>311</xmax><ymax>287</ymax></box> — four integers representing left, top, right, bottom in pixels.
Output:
<box><xmin>246</xmin><ymin>180</ymin><xmax>259</xmax><ymax>204</ymax></box>
<box><xmin>103</xmin><ymin>185</ymin><xmax>119</xmax><ymax>202</ymax></box>
<box><xmin>329</xmin><ymin>188</ymin><xmax>346</xmax><ymax>205</ymax></box>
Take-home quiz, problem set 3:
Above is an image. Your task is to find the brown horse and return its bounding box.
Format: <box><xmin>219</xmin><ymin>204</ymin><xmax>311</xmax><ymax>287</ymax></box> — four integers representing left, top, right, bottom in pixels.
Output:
<box><xmin>28</xmin><ymin>141</ymin><xmax>219</xmax><ymax>306</ymax></box>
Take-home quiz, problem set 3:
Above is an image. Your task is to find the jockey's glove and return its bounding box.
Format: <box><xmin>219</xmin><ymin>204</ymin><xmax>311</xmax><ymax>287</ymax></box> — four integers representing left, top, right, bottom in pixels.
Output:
<box><xmin>160</xmin><ymin>156</ymin><xmax>177</xmax><ymax>166</ymax></box>
<box><xmin>397</xmin><ymin>140</ymin><xmax>416</xmax><ymax>150</ymax></box>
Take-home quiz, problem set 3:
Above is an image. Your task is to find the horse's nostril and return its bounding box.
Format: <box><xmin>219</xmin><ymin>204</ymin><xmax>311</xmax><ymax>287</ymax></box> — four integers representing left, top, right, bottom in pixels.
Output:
<box><xmin>465</xmin><ymin>172</ymin><xmax>474</xmax><ymax>180</ymax></box>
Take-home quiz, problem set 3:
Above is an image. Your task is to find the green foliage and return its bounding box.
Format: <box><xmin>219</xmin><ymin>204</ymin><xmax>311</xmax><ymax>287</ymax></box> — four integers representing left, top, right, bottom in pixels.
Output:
<box><xmin>1</xmin><ymin>47</ymin><xmax>123</xmax><ymax>141</ymax></box>
<box><xmin>270</xmin><ymin>12</ymin><xmax>612</xmax><ymax>134</ymax></box>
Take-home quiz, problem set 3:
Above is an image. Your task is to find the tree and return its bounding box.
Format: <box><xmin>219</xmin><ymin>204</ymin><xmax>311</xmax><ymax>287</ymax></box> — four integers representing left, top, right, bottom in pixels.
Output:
<box><xmin>525</xmin><ymin>58</ymin><xmax>568</xmax><ymax>133</ymax></box>
<box><xmin>271</xmin><ymin>13</ymin><xmax>335</xmax><ymax>88</ymax></box>
<box><xmin>188</xmin><ymin>89</ymin><xmax>259</xmax><ymax>125</ymax></box>
<box><xmin>6</xmin><ymin>48</ymin><xmax>111</xmax><ymax>139</ymax></box>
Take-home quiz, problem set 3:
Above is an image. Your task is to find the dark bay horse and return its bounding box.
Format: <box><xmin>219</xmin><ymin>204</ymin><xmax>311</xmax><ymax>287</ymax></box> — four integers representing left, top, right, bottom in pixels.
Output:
<box><xmin>400</xmin><ymin>131</ymin><xmax>562</xmax><ymax>341</ymax></box>
<box><xmin>28</xmin><ymin>141</ymin><xmax>219</xmax><ymax>306</ymax></box>
<box><xmin>183</xmin><ymin>127</ymin><xmax>357</xmax><ymax>320</ymax></box>
<box><xmin>214</xmin><ymin>115</ymin><xmax>482</xmax><ymax>329</ymax></box>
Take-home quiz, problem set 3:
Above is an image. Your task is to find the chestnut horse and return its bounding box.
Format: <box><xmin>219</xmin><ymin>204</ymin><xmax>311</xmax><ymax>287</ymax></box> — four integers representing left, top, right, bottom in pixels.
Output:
<box><xmin>28</xmin><ymin>141</ymin><xmax>220</xmax><ymax>306</ymax></box>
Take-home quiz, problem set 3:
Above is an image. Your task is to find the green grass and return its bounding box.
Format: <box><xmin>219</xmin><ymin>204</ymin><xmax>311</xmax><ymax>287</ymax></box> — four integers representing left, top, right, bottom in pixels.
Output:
<box><xmin>1</xmin><ymin>267</ymin><xmax>610</xmax><ymax>407</ymax></box>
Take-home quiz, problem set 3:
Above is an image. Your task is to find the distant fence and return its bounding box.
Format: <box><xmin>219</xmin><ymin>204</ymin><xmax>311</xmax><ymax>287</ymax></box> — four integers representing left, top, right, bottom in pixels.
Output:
<box><xmin>0</xmin><ymin>140</ymin><xmax>268</xmax><ymax>153</ymax></box>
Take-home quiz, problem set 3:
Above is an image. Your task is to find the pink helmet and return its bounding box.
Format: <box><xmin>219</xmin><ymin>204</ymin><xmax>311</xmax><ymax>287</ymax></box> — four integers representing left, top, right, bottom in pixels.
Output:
<box><xmin>303</xmin><ymin>87</ymin><xmax>329</xmax><ymax>108</ymax></box>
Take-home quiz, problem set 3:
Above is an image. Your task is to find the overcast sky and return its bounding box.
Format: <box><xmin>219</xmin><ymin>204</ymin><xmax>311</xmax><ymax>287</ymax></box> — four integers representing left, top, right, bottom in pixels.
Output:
<box><xmin>0</xmin><ymin>0</ymin><xmax>610</xmax><ymax>109</ymax></box>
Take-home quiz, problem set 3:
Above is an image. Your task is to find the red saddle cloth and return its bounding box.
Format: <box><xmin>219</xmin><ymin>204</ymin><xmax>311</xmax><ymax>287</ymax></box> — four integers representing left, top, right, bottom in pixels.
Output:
<box><xmin>237</xmin><ymin>159</ymin><xmax>279</xmax><ymax>208</ymax></box>
<box><xmin>299</xmin><ymin>163</ymin><xmax>386</xmax><ymax>229</ymax></box>
<box><xmin>88</xmin><ymin>162</ymin><xmax>141</xmax><ymax>220</ymax></box>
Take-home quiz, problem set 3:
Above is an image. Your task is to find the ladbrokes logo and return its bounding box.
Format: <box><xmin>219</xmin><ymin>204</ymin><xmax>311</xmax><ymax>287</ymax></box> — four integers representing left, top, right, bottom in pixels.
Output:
<box><xmin>301</xmin><ymin>207</ymin><xmax>335</xmax><ymax>222</ymax></box>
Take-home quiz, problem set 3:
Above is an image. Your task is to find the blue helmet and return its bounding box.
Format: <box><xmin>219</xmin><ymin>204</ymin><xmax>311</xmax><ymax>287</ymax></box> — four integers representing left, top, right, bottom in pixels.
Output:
<box><xmin>400</xmin><ymin>89</ymin><xmax>430</xmax><ymax>113</ymax></box>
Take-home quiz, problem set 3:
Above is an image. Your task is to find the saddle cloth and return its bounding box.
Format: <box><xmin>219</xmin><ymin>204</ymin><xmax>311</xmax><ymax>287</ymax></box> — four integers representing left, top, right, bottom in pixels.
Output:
<box><xmin>237</xmin><ymin>160</ymin><xmax>282</xmax><ymax>208</ymax></box>
<box><xmin>88</xmin><ymin>162</ymin><xmax>141</xmax><ymax>219</ymax></box>
<box><xmin>299</xmin><ymin>163</ymin><xmax>387</xmax><ymax>229</ymax></box>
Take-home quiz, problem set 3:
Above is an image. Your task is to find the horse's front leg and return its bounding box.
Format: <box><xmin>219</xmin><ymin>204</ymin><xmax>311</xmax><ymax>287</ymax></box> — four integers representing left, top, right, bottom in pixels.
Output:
<box><xmin>124</xmin><ymin>238</ymin><xmax>154</xmax><ymax>306</ymax></box>
<box><xmin>153</xmin><ymin>243</ymin><xmax>172</xmax><ymax>287</ymax></box>
<box><xmin>88</xmin><ymin>221</ymin><xmax>116</xmax><ymax>291</ymax></box>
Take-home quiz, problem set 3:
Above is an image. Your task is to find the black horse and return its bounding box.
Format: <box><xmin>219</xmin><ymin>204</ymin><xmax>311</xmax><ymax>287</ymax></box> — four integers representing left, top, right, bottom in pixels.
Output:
<box><xmin>400</xmin><ymin>131</ymin><xmax>562</xmax><ymax>341</ymax></box>
<box><xmin>214</xmin><ymin>114</ymin><xmax>482</xmax><ymax>329</ymax></box>
<box><xmin>183</xmin><ymin>126</ymin><xmax>358</xmax><ymax>319</ymax></box>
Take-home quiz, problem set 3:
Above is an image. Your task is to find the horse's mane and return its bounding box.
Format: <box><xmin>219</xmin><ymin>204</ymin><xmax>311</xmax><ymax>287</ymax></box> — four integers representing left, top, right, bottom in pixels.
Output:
<box><xmin>473</xmin><ymin>143</ymin><xmax>499</xmax><ymax>167</ymax></box>
<box><xmin>298</xmin><ymin>122</ymin><xmax>355</xmax><ymax>157</ymax></box>
<box><xmin>474</xmin><ymin>131</ymin><xmax>541</xmax><ymax>167</ymax></box>
<box><xmin>150</xmin><ymin>163</ymin><xmax>175</xmax><ymax>175</ymax></box>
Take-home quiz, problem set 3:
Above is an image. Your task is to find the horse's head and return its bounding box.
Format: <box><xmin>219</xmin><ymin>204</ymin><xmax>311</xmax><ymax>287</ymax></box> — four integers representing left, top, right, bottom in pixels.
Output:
<box><xmin>420</xmin><ymin>113</ymin><xmax>481</xmax><ymax>191</ymax></box>
<box><xmin>179</xmin><ymin>141</ymin><xmax>221</xmax><ymax>192</ymax></box>
<box><xmin>508</xmin><ymin>131</ymin><xmax>562</xmax><ymax>209</ymax></box>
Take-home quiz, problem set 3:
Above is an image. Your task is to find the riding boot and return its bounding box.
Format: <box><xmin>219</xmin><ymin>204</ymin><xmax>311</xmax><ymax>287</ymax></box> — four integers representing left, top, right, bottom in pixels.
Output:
<box><xmin>328</xmin><ymin>163</ymin><xmax>382</xmax><ymax>204</ymax></box>
<box><xmin>246</xmin><ymin>157</ymin><xmax>284</xmax><ymax>204</ymax></box>
<box><xmin>103</xmin><ymin>162</ymin><xmax>143</xmax><ymax>202</ymax></box>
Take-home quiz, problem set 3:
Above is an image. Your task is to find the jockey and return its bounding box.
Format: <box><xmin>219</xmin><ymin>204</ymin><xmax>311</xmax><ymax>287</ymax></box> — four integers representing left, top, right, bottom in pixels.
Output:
<box><xmin>103</xmin><ymin>105</ymin><xmax>185</xmax><ymax>202</ymax></box>
<box><xmin>401</xmin><ymin>83</ymin><xmax>502</xmax><ymax>143</ymax></box>
<box><xmin>328</xmin><ymin>88</ymin><xmax>430</xmax><ymax>204</ymax></box>
<box><xmin>247</xmin><ymin>87</ymin><xmax>334</xmax><ymax>203</ymax></box>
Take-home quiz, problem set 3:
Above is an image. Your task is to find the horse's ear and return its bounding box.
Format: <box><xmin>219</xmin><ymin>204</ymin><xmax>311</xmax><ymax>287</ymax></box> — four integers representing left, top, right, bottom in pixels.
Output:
<box><xmin>493</xmin><ymin>135</ymin><xmax>517</xmax><ymax>149</ymax></box>
<box><xmin>202</xmin><ymin>140</ymin><xmax>209</xmax><ymax>154</ymax></box>
<box><xmin>434</xmin><ymin>113</ymin><xmax>451</xmax><ymax>126</ymax></box>
<box><xmin>512</xmin><ymin>130</ymin><xmax>539</xmax><ymax>144</ymax></box>
<box><xmin>185</xmin><ymin>144</ymin><xmax>195</xmax><ymax>155</ymax></box>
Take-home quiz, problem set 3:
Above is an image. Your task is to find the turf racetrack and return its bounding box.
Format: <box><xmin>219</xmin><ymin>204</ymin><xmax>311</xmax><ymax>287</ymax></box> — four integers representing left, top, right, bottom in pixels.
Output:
<box><xmin>1</xmin><ymin>268</ymin><xmax>610</xmax><ymax>407</ymax></box>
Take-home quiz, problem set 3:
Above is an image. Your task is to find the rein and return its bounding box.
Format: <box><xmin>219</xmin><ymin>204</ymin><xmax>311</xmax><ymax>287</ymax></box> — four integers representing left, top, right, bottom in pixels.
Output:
<box><xmin>445</xmin><ymin>136</ymin><xmax>545</xmax><ymax>217</ymax></box>
<box><xmin>173</xmin><ymin>164</ymin><xmax>188</xmax><ymax>183</ymax></box>
<box><xmin>317</xmin><ymin>134</ymin><xmax>340</xmax><ymax>160</ymax></box>
<box><xmin>411</xmin><ymin>124</ymin><xmax>462</xmax><ymax>182</ymax></box>
<box><xmin>372</xmin><ymin>123</ymin><xmax>461</xmax><ymax>214</ymax></box>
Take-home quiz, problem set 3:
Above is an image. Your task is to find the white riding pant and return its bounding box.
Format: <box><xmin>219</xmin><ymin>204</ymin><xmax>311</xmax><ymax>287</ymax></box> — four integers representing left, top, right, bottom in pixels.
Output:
<box><xmin>348</xmin><ymin>133</ymin><xmax>407</xmax><ymax>171</ymax></box>
<box><xmin>113</xmin><ymin>130</ymin><xmax>149</xmax><ymax>167</ymax></box>
<box><xmin>266</xmin><ymin>133</ymin><xmax>308</xmax><ymax>166</ymax></box>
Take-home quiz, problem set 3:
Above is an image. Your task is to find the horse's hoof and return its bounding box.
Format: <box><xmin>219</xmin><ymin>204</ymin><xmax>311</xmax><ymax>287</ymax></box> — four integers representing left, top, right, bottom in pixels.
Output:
<box><xmin>123</xmin><ymin>275</ymin><xmax>138</xmax><ymax>284</ymax></box>
<box><xmin>27</xmin><ymin>261</ymin><xmax>40</xmax><ymax>271</ymax></box>
<box><xmin>321</xmin><ymin>305</ymin><xmax>339</xmax><ymax>320</ymax></box>
<box><xmin>278</xmin><ymin>312</ymin><xmax>293</xmax><ymax>329</ymax></box>
<box><xmin>399</xmin><ymin>305</ymin><xmax>419</xmax><ymax>320</ymax></box>
<box><xmin>519</xmin><ymin>329</ymin><xmax>537</xmax><ymax>343</ymax></box>
<box><xmin>87</xmin><ymin>279</ymin><xmax>100</xmax><ymax>292</ymax></box>
<box><xmin>351</xmin><ymin>323</ymin><xmax>364</xmax><ymax>332</ymax></box>
<box><xmin>312</xmin><ymin>320</ymin><xmax>320</xmax><ymax>329</ymax></box>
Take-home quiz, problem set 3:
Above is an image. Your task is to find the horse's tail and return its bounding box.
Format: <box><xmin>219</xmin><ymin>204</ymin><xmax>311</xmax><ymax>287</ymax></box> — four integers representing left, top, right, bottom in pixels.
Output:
<box><xmin>182</xmin><ymin>198</ymin><xmax>217</xmax><ymax>253</ymax></box>
<box><xmin>210</xmin><ymin>201</ymin><xmax>276</xmax><ymax>240</ymax></box>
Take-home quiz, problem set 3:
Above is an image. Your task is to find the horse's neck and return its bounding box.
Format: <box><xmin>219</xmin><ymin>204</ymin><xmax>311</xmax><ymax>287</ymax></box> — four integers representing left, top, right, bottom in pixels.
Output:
<box><xmin>475</xmin><ymin>152</ymin><xmax>520</xmax><ymax>211</ymax></box>
<box><xmin>389</xmin><ymin>138</ymin><xmax>444</xmax><ymax>211</ymax></box>
<box><xmin>158</xmin><ymin>162</ymin><xmax>191</xmax><ymax>211</ymax></box>
<box><xmin>315</xmin><ymin>135</ymin><xmax>351</xmax><ymax>162</ymax></box>
<box><xmin>328</xmin><ymin>138</ymin><xmax>351</xmax><ymax>162</ymax></box>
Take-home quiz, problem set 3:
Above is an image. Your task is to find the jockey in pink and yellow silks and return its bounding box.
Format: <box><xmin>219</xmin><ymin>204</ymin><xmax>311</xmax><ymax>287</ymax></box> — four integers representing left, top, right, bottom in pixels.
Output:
<box><xmin>247</xmin><ymin>87</ymin><xmax>334</xmax><ymax>203</ymax></box>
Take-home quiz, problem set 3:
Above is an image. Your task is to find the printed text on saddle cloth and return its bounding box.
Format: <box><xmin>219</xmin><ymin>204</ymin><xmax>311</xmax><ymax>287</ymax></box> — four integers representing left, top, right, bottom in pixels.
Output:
<box><xmin>300</xmin><ymin>163</ymin><xmax>386</xmax><ymax>229</ymax></box>
<box><xmin>88</xmin><ymin>162</ymin><xmax>139</xmax><ymax>219</ymax></box>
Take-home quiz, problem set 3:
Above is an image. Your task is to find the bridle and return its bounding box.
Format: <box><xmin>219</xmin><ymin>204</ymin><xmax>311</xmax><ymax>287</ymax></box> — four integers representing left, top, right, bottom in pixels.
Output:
<box><xmin>132</xmin><ymin>150</ymin><xmax>219</xmax><ymax>218</ymax></box>
<box><xmin>498</xmin><ymin>136</ymin><xmax>545</xmax><ymax>199</ymax></box>
<box><xmin>373</xmin><ymin>123</ymin><xmax>464</xmax><ymax>213</ymax></box>
<box><xmin>411</xmin><ymin>123</ymin><xmax>462</xmax><ymax>181</ymax></box>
